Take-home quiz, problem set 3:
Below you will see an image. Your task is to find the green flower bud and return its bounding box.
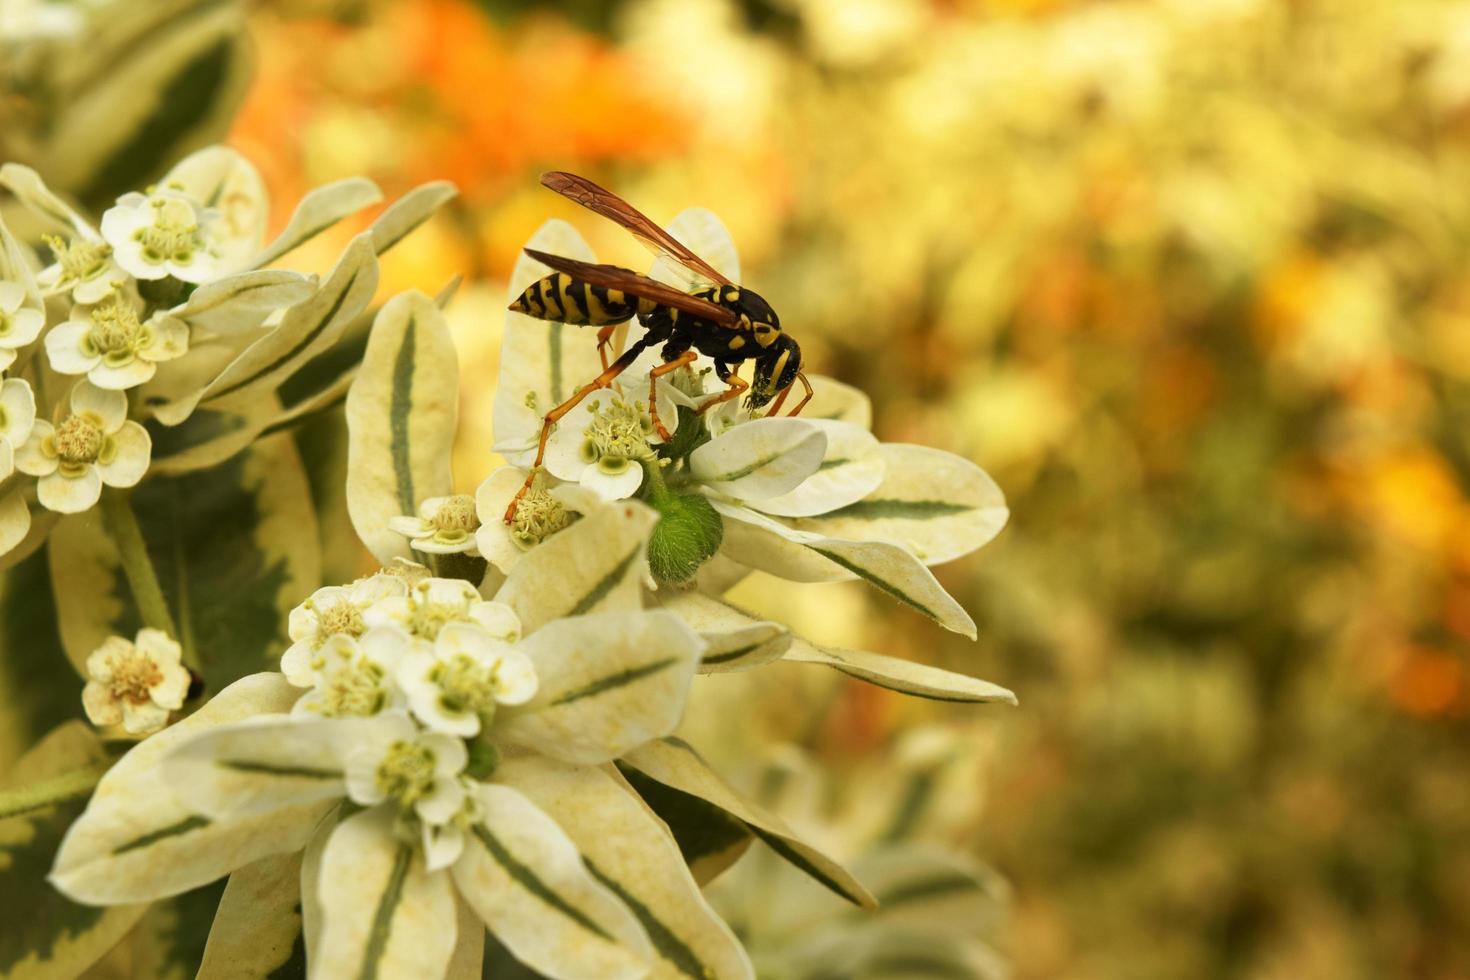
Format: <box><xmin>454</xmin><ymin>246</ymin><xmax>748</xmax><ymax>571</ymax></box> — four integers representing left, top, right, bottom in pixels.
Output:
<box><xmin>646</xmin><ymin>491</ymin><xmax>724</xmax><ymax>585</ymax></box>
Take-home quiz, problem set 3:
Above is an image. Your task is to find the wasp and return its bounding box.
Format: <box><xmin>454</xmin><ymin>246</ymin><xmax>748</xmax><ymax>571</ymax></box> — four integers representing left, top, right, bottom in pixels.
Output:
<box><xmin>502</xmin><ymin>171</ymin><xmax>812</xmax><ymax>523</ymax></box>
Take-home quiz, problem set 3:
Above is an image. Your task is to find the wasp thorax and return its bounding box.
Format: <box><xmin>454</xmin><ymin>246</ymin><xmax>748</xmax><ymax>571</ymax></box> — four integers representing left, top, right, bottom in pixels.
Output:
<box><xmin>510</xmin><ymin>488</ymin><xmax>573</xmax><ymax>550</ymax></box>
<box><xmin>55</xmin><ymin>414</ymin><xmax>104</xmax><ymax>464</ymax></box>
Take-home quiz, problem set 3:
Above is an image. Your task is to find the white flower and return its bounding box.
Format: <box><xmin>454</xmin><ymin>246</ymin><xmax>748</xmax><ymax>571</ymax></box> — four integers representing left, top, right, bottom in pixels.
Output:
<box><xmin>15</xmin><ymin>381</ymin><xmax>150</xmax><ymax>514</ymax></box>
<box><xmin>474</xmin><ymin>468</ymin><xmax>607</xmax><ymax>574</ymax></box>
<box><xmin>37</xmin><ymin>233</ymin><xmax>130</xmax><ymax>304</ymax></box>
<box><xmin>364</xmin><ymin>577</ymin><xmax>522</xmax><ymax>647</ymax></box>
<box><xmin>291</xmin><ymin>629</ymin><xmax>409</xmax><ymax>719</ymax></box>
<box><xmin>343</xmin><ymin>710</ymin><xmax>468</xmax><ymax>834</ymax></box>
<box><xmin>396</xmin><ymin>621</ymin><xmax>538</xmax><ymax>737</ymax></box>
<box><xmin>281</xmin><ymin>574</ymin><xmax>409</xmax><ymax>687</ymax></box>
<box><xmin>0</xmin><ymin>280</ymin><xmax>45</xmax><ymax>371</ymax></box>
<box><xmin>0</xmin><ymin>377</ymin><xmax>36</xmax><ymax>482</ymax></box>
<box><xmin>100</xmin><ymin>187</ymin><xmax>222</xmax><ymax>283</ymax></box>
<box><xmin>45</xmin><ymin>291</ymin><xmax>189</xmax><ymax>389</ymax></box>
<box><xmin>387</xmin><ymin>494</ymin><xmax>481</xmax><ymax>555</ymax></box>
<box><xmin>537</xmin><ymin>389</ymin><xmax>686</xmax><ymax>502</ymax></box>
<box><xmin>81</xmin><ymin>629</ymin><xmax>190</xmax><ymax>735</ymax></box>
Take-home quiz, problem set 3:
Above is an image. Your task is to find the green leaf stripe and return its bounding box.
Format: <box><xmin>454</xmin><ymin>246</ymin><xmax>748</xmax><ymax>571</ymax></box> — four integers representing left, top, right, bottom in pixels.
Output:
<box><xmin>112</xmin><ymin>814</ymin><xmax>212</xmax><ymax>855</ymax></box>
<box><xmin>358</xmin><ymin>844</ymin><xmax>413</xmax><ymax>980</ymax></box>
<box><xmin>822</xmin><ymin>499</ymin><xmax>973</xmax><ymax>521</ymax></box>
<box><xmin>470</xmin><ymin>825</ymin><xmax>614</xmax><ymax>941</ymax></box>
<box><xmin>549</xmin><ymin>657</ymin><xmax>680</xmax><ymax>707</ymax></box>
<box><xmin>877</xmin><ymin>871</ymin><xmax>984</xmax><ymax>907</ymax></box>
<box><xmin>584</xmin><ymin>861</ymin><xmax>709</xmax><ymax>980</ymax></box>
<box><xmin>808</xmin><ymin>547</ymin><xmax>943</xmax><ymax>622</ymax></box>
<box><xmin>701</xmin><ymin>640</ymin><xmax>763</xmax><ymax>666</ymax></box>
<box><xmin>217</xmin><ymin>760</ymin><xmax>344</xmax><ymax>779</ymax></box>
<box><xmin>702</xmin><ymin>449</ymin><xmax>792</xmax><ymax>484</ymax></box>
<box><xmin>826</xmin><ymin>664</ymin><xmax>1014</xmax><ymax>704</ymax></box>
<box><xmin>390</xmin><ymin>311</ymin><xmax>418</xmax><ymax>513</ymax></box>
<box><xmin>746</xmin><ymin>826</ymin><xmax>869</xmax><ymax>908</ymax></box>
<box><xmin>208</xmin><ymin>268</ymin><xmax>363</xmax><ymax>401</ymax></box>
<box><xmin>568</xmin><ymin>545</ymin><xmax>641</xmax><ymax>617</ymax></box>
<box><xmin>816</xmin><ymin>457</ymin><xmax>854</xmax><ymax>472</ymax></box>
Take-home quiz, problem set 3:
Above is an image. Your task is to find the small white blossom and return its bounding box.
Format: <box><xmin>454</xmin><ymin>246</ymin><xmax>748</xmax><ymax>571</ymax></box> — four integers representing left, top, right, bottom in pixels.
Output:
<box><xmin>0</xmin><ymin>280</ymin><xmax>45</xmax><ymax>372</ymax></box>
<box><xmin>0</xmin><ymin>377</ymin><xmax>37</xmax><ymax>482</ymax></box>
<box><xmin>81</xmin><ymin>629</ymin><xmax>190</xmax><ymax>735</ymax></box>
<box><xmin>396</xmin><ymin>620</ymin><xmax>538</xmax><ymax>737</ymax></box>
<box><xmin>387</xmin><ymin>494</ymin><xmax>481</xmax><ymax>555</ymax></box>
<box><xmin>37</xmin><ymin>233</ymin><xmax>130</xmax><ymax>304</ymax></box>
<box><xmin>100</xmin><ymin>187</ymin><xmax>222</xmax><ymax>283</ymax></box>
<box><xmin>342</xmin><ymin>709</ymin><xmax>468</xmax><ymax>838</ymax></box>
<box><xmin>474</xmin><ymin>469</ymin><xmax>606</xmax><ymax>574</ymax></box>
<box><xmin>364</xmin><ymin>577</ymin><xmax>522</xmax><ymax>647</ymax></box>
<box><xmin>45</xmin><ymin>291</ymin><xmax>189</xmax><ymax>389</ymax></box>
<box><xmin>15</xmin><ymin>381</ymin><xmax>150</xmax><ymax>514</ymax></box>
<box><xmin>541</xmin><ymin>393</ymin><xmax>668</xmax><ymax>501</ymax></box>
<box><xmin>282</xmin><ymin>574</ymin><xmax>409</xmax><ymax>687</ymax></box>
<box><xmin>292</xmin><ymin>629</ymin><xmax>409</xmax><ymax>719</ymax></box>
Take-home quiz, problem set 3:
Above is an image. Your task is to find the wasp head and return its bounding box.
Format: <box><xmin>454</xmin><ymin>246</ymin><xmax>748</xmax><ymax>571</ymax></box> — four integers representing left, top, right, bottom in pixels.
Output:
<box><xmin>747</xmin><ymin>335</ymin><xmax>802</xmax><ymax>409</ymax></box>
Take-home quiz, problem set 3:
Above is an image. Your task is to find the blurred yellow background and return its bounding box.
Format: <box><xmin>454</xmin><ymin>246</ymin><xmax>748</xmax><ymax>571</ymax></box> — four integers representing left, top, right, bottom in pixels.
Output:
<box><xmin>232</xmin><ymin>1</ymin><xmax>1470</xmax><ymax>976</ymax></box>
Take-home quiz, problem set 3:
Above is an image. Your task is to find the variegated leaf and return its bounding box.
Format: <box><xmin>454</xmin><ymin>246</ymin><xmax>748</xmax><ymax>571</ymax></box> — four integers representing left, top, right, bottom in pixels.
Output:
<box><xmin>492</xmin><ymin>220</ymin><xmax>602</xmax><ymax>466</ymax></box>
<box><xmin>0</xmin><ymin>549</ymin><xmax>79</xmax><ymax>767</ymax></box>
<box><xmin>498</xmin><ymin>611</ymin><xmax>703</xmax><ymax>766</ymax></box>
<box><xmin>803</xmin><ymin>374</ymin><xmax>871</xmax><ymax>429</ymax></box>
<box><xmin>251</xmin><ymin>177</ymin><xmax>384</xmax><ymax>269</ymax></box>
<box><xmin>346</xmin><ymin>290</ymin><xmax>458</xmax><ymax>565</ymax></box>
<box><xmin>689</xmin><ymin>419</ymin><xmax>827</xmax><ymax>500</ymax></box>
<box><xmin>171</xmin><ymin>270</ymin><xmax>318</xmax><ymax>337</ymax></box>
<box><xmin>0</xmin><ymin>722</ymin><xmax>146</xmax><ymax>980</ymax></box>
<box><xmin>0</xmin><ymin>490</ymin><xmax>31</xmax><ymax>562</ymax></box>
<box><xmin>452</xmin><ymin>783</ymin><xmax>651</xmax><ymax>979</ymax></box>
<box><xmin>0</xmin><ymin>162</ymin><xmax>92</xmax><ymax>236</ymax></box>
<box><xmin>752</xmin><ymin>420</ymin><xmax>885</xmax><ymax>519</ymax></box>
<box><xmin>616</xmin><ymin>764</ymin><xmax>752</xmax><ymax>886</ymax></box>
<box><xmin>493</xmin><ymin>499</ymin><xmax>657</xmax><ymax>635</ymax></box>
<box><xmin>49</xmin><ymin>434</ymin><xmax>321</xmax><ymax>691</ymax></box>
<box><xmin>197</xmin><ymin>851</ymin><xmax>309</xmax><ymax>980</ymax></box>
<box><xmin>50</xmin><ymin>673</ymin><xmax>331</xmax><ymax>904</ymax></box>
<box><xmin>713</xmin><ymin>502</ymin><xmax>978</xmax><ymax>638</ymax></box>
<box><xmin>162</xmin><ymin>146</ymin><xmax>268</xmax><ymax>272</ymax></box>
<box><xmin>650</xmin><ymin>590</ymin><xmax>790</xmax><ymax>673</ymax></box>
<box><xmin>496</xmin><ymin>754</ymin><xmax>754</xmax><ymax>980</ymax></box>
<box><xmin>367</xmin><ymin>180</ymin><xmax>457</xmax><ymax>256</ymax></box>
<box><xmin>312</xmin><ymin>806</ymin><xmax>457</xmax><ymax>980</ymax></box>
<box><xmin>621</xmin><ymin>738</ymin><xmax>876</xmax><ymax>909</ymax></box>
<box><xmin>785</xmin><ymin>639</ymin><xmax>1016</xmax><ymax>704</ymax></box>
<box><xmin>792</xmin><ymin>444</ymin><xmax>1008</xmax><ymax>566</ymax></box>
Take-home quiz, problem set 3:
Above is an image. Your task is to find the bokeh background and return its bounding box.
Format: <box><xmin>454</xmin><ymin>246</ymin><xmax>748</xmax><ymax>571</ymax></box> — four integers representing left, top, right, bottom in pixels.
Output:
<box><xmin>10</xmin><ymin>0</ymin><xmax>1470</xmax><ymax>976</ymax></box>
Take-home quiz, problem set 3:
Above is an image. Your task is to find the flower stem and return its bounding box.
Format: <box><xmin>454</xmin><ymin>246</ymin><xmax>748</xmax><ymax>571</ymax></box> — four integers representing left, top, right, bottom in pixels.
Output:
<box><xmin>100</xmin><ymin>489</ymin><xmax>185</xmax><ymax>658</ymax></box>
<box><xmin>639</xmin><ymin>453</ymin><xmax>672</xmax><ymax>505</ymax></box>
<box><xmin>0</xmin><ymin>763</ymin><xmax>108</xmax><ymax>821</ymax></box>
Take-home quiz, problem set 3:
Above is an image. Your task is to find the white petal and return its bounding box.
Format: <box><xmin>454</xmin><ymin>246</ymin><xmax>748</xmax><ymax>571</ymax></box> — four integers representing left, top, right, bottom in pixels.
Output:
<box><xmin>39</xmin><ymin>466</ymin><xmax>102</xmax><ymax>513</ymax></box>
<box><xmin>407</xmin><ymin>680</ymin><xmax>481</xmax><ymax>738</ymax></box>
<box><xmin>362</xmin><ymin>595</ymin><xmax>412</xmax><ymax>631</ymax></box>
<box><xmin>579</xmin><ymin>458</ymin><xmax>644</xmax><ymax>500</ymax></box>
<box><xmin>140</xmin><ymin>315</ymin><xmax>190</xmax><ymax>362</ymax></box>
<box><xmin>280</xmin><ymin>641</ymin><xmax>317</xmax><ymax>688</ymax></box>
<box><xmin>350</xmin><ymin>573</ymin><xmax>409</xmax><ymax>606</ymax></box>
<box><xmin>424</xmin><ymin>733</ymin><xmax>468</xmax><ymax>778</ymax></box>
<box><xmin>70</xmin><ymin>380</ymin><xmax>127</xmax><ymax>431</ymax></box>
<box><xmin>0</xmin><ymin>380</ymin><xmax>24</xmax><ymax>444</ymax></box>
<box><xmin>492</xmin><ymin>649</ymin><xmax>538</xmax><ymax>706</ymax></box>
<box><xmin>15</xmin><ymin>420</ymin><xmax>57</xmax><ymax>476</ymax></box>
<box><xmin>414</xmin><ymin>777</ymin><xmax>465</xmax><ymax>826</ymax></box>
<box><xmin>96</xmin><ymin>421</ymin><xmax>151</xmax><ymax>487</ymax></box>
<box><xmin>6</xmin><ymin>306</ymin><xmax>45</xmax><ymax>346</ymax></box>
<box><xmin>467</xmin><ymin>602</ymin><xmax>521</xmax><ymax>643</ymax></box>
<box><xmin>120</xmin><ymin>699</ymin><xmax>171</xmax><ymax>735</ymax></box>
<box><xmin>44</xmin><ymin>320</ymin><xmax>98</xmax><ymax>375</ymax></box>
<box><xmin>422</xmin><ymin>578</ymin><xmax>479</xmax><ymax>608</ymax></box>
<box><xmin>357</xmin><ymin>625</ymin><xmax>414</xmax><ymax>671</ymax></box>
<box><xmin>0</xmin><ymin>440</ymin><xmax>11</xmax><ymax>482</ymax></box>
<box><xmin>82</xmin><ymin>682</ymin><xmax>123</xmax><ymax>727</ymax></box>
<box><xmin>542</xmin><ymin>425</ymin><xmax>593</xmax><ymax>482</ymax></box>
<box><xmin>0</xmin><ymin>280</ymin><xmax>26</xmax><ymax>312</ymax></box>
<box><xmin>89</xmin><ymin>357</ymin><xmax>156</xmax><ymax>391</ymax></box>
<box><xmin>689</xmin><ymin>418</ymin><xmax>828</xmax><ymax>500</ymax></box>
<box><xmin>422</xmin><ymin>822</ymin><xmax>464</xmax><ymax>873</ymax></box>
<box><xmin>387</xmin><ymin>515</ymin><xmax>432</xmax><ymax>538</ymax></box>
<box><xmin>753</xmin><ymin>420</ymin><xmax>885</xmax><ymax>518</ymax></box>
<box><xmin>74</xmin><ymin>271</ymin><xmax>124</xmax><ymax>305</ymax></box>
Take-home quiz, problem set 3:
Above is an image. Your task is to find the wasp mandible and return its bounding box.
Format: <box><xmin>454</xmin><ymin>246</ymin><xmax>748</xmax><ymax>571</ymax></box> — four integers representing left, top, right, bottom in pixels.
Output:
<box><xmin>502</xmin><ymin>171</ymin><xmax>812</xmax><ymax>523</ymax></box>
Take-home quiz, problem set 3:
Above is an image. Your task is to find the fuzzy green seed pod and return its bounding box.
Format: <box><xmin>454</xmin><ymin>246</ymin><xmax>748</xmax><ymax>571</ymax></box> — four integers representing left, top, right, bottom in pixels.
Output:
<box><xmin>646</xmin><ymin>491</ymin><xmax>724</xmax><ymax>585</ymax></box>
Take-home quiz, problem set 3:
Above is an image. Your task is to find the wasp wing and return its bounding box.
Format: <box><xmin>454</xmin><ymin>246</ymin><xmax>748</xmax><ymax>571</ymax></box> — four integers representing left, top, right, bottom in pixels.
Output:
<box><xmin>520</xmin><ymin>249</ymin><xmax>740</xmax><ymax>327</ymax></box>
<box><xmin>541</xmin><ymin>171</ymin><xmax>735</xmax><ymax>289</ymax></box>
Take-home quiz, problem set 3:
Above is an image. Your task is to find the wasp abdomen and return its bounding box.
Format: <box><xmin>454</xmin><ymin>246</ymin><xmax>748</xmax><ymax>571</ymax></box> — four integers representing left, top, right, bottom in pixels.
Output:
<box><xmin>510</xmin><ymin>273</ymin><xmax>652</xmax><ymax>325</ymax></box>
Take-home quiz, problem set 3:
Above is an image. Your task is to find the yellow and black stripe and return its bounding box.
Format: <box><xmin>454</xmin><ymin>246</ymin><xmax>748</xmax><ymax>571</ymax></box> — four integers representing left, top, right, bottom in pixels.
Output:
<box><xmin>510</xmin><ymin>273</ymin><xmax>655</xmax><ymax>325</ymax></box>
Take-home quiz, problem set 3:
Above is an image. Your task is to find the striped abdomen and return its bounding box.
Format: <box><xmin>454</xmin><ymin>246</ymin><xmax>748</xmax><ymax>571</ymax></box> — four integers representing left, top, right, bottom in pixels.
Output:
<box><xmin>509</xmin><ymin>273</ymin><xmax>653</xmax><ymax>325</ymax></box>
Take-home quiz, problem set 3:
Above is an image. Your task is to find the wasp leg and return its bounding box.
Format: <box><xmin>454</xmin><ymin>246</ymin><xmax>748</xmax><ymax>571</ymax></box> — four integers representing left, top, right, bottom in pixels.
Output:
<box><xmin>595</xmin><ymin>324</ymin><xmax>618</xmax><ymax>370</ymax></box>
<box><xmin>647</xmin><ymin>350</ymin><xmax>699</xmax><ymax>441</ymax></box>
<box><xmin>503</xmin><ymin>338</ymin><xmax>656</xmax><ymax>524</ymax></box>
<box><xmin>765</xmin><ymin>384</ymin><xmax>792</xmax><ymax>417</ymax></box>
<box><xmin>785</xmin><ymin>372</ymin><xmax>814</xmax><ymax>417</ymax></box>
<box><xmin>695</xmin><ymin>363</ymin><xmax>749</xmax><ymax>414</ymax></box>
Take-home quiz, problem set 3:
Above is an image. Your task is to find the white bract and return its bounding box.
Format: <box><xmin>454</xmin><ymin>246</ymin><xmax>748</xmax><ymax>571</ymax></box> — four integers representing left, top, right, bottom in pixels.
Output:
<box><xmin>387</xmin><ymin>494</ymin><xmax>481</xmax><ymax>555</ymax></box>
<box><xmin>100</xmin><ymin>186</ymin><xmax>223</xmax><ymax>284</ymax></box>
<box><xmin>45</xmin><ymin>291</ymin><xmax>189</xmax><ymax>389</ymax></box>
<box><xmin>0</xmin><ymin>280</ymin><xmax>45</xmax><ymax>371</ymax></box>
<box><xmin>81</xmin><ymin>628</ymin><xmax>190</xmax><ymax>736</ymax></box>
<box><xmin>15</xmin><ymin>381</ymin><xmax>150</xmax><ymax>514</ymax></box>
<box><xmin>365</xmin><ymin>577</ymin><xmax>522</xmax><ymax>648</ymax></box>
<box><xmin>0</xmin><ymin>377</ymin><xmax>36</xmax><ymax>481</ymax></box>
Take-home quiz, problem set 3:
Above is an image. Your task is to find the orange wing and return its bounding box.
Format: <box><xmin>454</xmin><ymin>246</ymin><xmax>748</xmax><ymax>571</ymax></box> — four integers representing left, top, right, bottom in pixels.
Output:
<box><xmin>522</xmin><ymin>249</ymin><xmax>740</xmax><ymax>327</ymax></box>
<box><xmin>541</xmin><ymin>171</ymin><xmax>734</xmax><ymax>288</ymax></box>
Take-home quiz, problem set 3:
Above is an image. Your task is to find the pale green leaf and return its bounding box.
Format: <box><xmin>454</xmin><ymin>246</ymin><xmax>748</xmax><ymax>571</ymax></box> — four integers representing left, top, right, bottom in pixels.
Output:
<box><xmin>497</xmin><ymin>611</ymin><xmax>702</xmax><ymax>765</ymax></box>
<box><xmin>650</xmin><ymin>590</ymin><xmax>790</xmax><ymax>673</ymax></box>
<box><xmin>251</xmin><ymin>177</ymin><xmax>384</xmax><ymax>269</ymax></box>
<box><xmin>497</xmin><ymin>754</ymin><xmax>754</xmax><ymax>980</ymax></box>
<box><xmin>451</xmin><ymin>783</ymin><xmax>651</xmax><ymax>979</ymax></box>
<box><xmin>196</xmin><ymin>851</ymin><xmax>309</xmax><ymax>980</ymax></box>
<box><xmin>345</xmin><ymin>290</ymin><xmax>458</xmax><ymax>565</ymax></box>
<box><xmin>313</xmin><ymin>806</ymin><xmax>457</xmax><ymax>980</ymax></box>
<box><xmin>792</xmin><ymin>444</ymin><xmax>1007</xmax><ymax>566</ymax></box>
<box><xmin>0</xmin><ymin>162</ymin><xmax>92</xmax><ymax>236</ymax></box>
<box><xmin>173</xmin><ymin>270</ymin><xmax>319</xmax><ymax>337</ymax></box>
<box><xmin>752</xmin><ymin>420</ymin><xmax>885</xmax><ymax>519</ymax></box>
<box><xmin>367</xmin><ymin>181</ymin><xmax>457</xmax><ymax>256</ymax></box>
<box><xmin>689</xmin><ymin>419</ymin><xmax>827</xmax><ymax>500</ymax></box>
<box><xmin>0</xmin><ymin>490</ymin><xmax>31</xmax><ymax>562</ymax></box>
<box><xmin>784</xmin><ymin>639</ymin><xmax>1016</xmax><ymax>704</ymax></box>
<box><xmin>614</xmin><ymin>764</ymin><xmax>753</xmax><ymax>887</ymax></box>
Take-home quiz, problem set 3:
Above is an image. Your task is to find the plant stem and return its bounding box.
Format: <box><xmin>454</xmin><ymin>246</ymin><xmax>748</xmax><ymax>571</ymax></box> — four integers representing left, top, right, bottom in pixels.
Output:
<box><xmin>639</xmin><ymin>453</ymin><xmax>672</xmax><ymax>505</ymax></box>
<box><xmin>0</xmin><ymin>764</ymin><xmax>108</xmax><ymax>821</ymax></box>
<box><xmin>100</xmin><ymin>489</ymin><xmax>187</xmax><ymax>661</ymax></box>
